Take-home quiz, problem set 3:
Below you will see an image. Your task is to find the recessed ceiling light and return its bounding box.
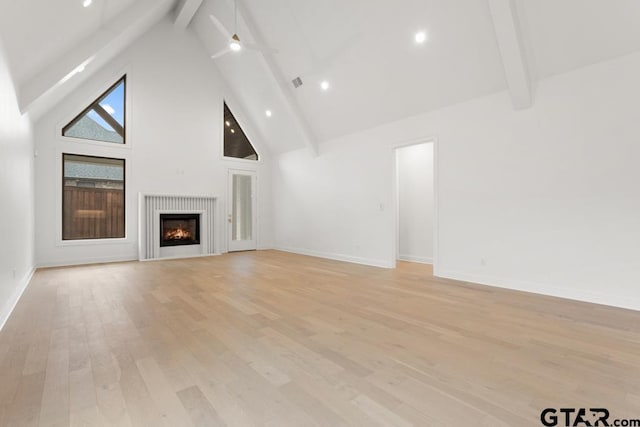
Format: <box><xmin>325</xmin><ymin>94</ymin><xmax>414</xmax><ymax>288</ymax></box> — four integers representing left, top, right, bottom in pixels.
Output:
<box><xmin>83</xmin><ymin>0</ymin><xmax>93</xmax><ymax>7</ymax></box>
<box><xmin>415</xmin><ymin>31</ymin><xmax>427</xmax><ymax>44</ymax></box>
<box><xmin>225</xmin><ymin>121</ymin><xmax>230</xmax><ymax>127</ymax></box>
<box><xmin>320</xmin><ymin>80</ymin><xmax>330</xmax><ymax>91</ymax></box>
<box><xmin>265</xmin><ymin>110</ymin><xmax>272</xmax><ymax>117</ymax></box>
<box><xmin>230</xmin><ymin>129</ymin><xmax>235</xmax><ymax>134</ymax></box>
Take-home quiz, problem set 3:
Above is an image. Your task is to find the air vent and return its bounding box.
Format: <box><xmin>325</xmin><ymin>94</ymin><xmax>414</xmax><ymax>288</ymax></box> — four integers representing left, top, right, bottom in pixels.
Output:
<box><xmin>292</xmin><ymin>77</ymin><xmax>303</xmax><ymax>88</ymax></box>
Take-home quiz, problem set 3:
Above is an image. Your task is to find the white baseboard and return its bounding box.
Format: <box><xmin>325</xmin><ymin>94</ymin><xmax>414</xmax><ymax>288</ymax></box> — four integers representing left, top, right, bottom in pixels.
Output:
<box><xmin>36</xmin><ymin>254</ymin><xmax>137</xmax><ymax>269</ymax></box>
<box><xmin>437</xmin><ymin>269</ymin><xmax>640</xmax><ymax>312</ymax></box>
<box><xmin>0</xmin><ymin>267</ymin><xmax>35</xmax><ymax>331</ymax></box>
<box><xmin>275</xmin><ymin>246</ymin><xmax>394</xmax><ymax>269</ymax></box>
<box><xmin>398</xmin><ymin>255</ymin><xmax>433</xmax><ymax>265</ymax></box>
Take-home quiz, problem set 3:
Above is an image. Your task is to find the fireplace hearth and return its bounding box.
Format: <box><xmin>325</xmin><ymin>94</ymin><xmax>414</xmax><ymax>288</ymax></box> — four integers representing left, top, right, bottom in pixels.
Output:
<box><xmin>160</xmin><ymin>213</ymin><xmax>200</xmax><ymax>247</ymax></box>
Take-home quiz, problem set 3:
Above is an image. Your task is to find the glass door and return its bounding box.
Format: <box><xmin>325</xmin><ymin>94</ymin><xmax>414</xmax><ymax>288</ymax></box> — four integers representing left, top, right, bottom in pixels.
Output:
<box><xmin>227</xmin><ymin>170</ymin><xmax>257</xmax><ymax>252</ymax></box>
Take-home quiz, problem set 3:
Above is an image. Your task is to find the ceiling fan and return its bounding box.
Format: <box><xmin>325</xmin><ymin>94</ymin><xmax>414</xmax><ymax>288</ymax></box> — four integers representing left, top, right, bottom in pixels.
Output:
<box><xmin>209</xmin><ymin>1</ymin><xmax>277</xmax><ymax>59</ymax></box>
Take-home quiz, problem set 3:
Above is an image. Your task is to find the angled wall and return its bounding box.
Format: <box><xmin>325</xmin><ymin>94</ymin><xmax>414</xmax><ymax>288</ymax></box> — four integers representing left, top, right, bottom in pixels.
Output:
<box><xmin>0</xmin><ymin>40</ymin><xmax>35</xmax><ymax>328</ymax></box>
<box><xmin>33</xmin><ymin>18</ymin><xmax>273</xmax><ymax>267</ymax></box>
<box><xmin>273</xmin><ymin>50</ymin><xmax>640</xmax><ymax>310</ymax></box>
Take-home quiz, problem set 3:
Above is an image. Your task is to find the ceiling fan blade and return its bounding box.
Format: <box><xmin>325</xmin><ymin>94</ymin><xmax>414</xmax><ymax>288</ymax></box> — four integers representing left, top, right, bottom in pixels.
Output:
<box><xmin>243</xmin><ymin>43</ymin><xmax>278</xmax><ymax>55</ymax></box>
<box><xmin>211</xmin><ymin>47</ymin><xmax>232</xmax><ymax>59</ymax></box>
<box><xmin>209</xmin><ymin>14</ymin><xmax>233</xmax><ymax>40</ymax></box>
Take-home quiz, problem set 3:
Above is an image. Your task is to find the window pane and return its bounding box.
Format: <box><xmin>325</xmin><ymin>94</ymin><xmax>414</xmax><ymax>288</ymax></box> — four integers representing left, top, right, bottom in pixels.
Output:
<box><xmin>224</xmin><ymin>103</ymin><xmax>258</xmax><ymax>160</ymax></box>
<box><xmin>63</xmin><ymin>154</ymin><xmax>125</xmax><ymax>240</ymax></box>
<box><xmin>63</xmin><ymin>77</ymin><xmax>126</xmax><ymax>144</ymax></box>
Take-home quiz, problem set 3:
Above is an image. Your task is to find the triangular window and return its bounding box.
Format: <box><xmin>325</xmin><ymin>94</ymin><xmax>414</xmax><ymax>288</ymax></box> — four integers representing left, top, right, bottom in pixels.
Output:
<box><xmin>224</xmin><ymin>102</ymin><xmax>258</xmax><ymax>160</ymax></box>
<box><xmin>63</xmin><ymin>76</ymin><xmax>126</xmax><ymax>144</ymax></box>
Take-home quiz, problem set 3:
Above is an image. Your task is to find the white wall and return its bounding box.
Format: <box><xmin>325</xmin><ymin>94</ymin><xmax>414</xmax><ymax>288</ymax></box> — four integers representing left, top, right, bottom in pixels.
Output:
<box><xmin>397</xmin><ymin>143</ymin><xmax>434</xmax><ymax>264</ymax></box>
<box><xmin>34</xmin><ymin>18</ymin><xmax>273</xmax><ymax>267</ymax></box>
<box><xmin>0</xmin><ymin>40</ymin><xmax>35</xmax><ymax>327</ymax></box>
<box><xmin>273</xmin><ymin>50</ymin><xmax>640</xmax><ymax>310</ymax></box>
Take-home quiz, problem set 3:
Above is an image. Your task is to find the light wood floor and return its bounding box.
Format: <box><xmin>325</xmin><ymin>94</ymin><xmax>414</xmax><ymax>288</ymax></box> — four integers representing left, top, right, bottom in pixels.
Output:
<box><xmin>1</xmin><ymin>251</ymin><xmax>639</xmax><ymax>426</ymax></box>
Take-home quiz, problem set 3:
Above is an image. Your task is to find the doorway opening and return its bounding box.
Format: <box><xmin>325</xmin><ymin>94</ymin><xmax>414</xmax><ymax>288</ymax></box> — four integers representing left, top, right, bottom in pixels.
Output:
<box><xmin>395</xmin><ymin>142</ymin><xmax>435</xmax><ymax>266</ymax></box>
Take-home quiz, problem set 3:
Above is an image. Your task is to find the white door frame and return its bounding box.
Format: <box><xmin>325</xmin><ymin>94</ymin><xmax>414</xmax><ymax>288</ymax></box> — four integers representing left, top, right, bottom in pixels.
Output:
<box><xmin>391</xmin><ymin>136</ymin><xmax>439</xmax><ymax>275</ymax></box>
<box><xmin>227</xmin><ymin>169</ymin><xmax>258</xmax><ymax>252</ymax></box>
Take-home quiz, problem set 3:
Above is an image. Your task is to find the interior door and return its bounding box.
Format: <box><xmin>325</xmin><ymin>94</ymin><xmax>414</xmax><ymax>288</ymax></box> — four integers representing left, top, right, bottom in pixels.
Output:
<box><xmin>227</xmin><ymin>170</ymin><xmax>257</xmax><ymax>252</ymax></box>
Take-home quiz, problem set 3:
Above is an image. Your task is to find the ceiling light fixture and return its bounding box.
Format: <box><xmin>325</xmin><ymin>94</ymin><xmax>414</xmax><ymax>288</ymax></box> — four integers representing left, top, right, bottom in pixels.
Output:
<box><xmin>415</xmin><ymin>31</ymin><xmax>427</xmax><ymax>44</ymax></box>
<box><xmin>265</xmin><ymin>110</ymin><xmax>272</xmax><ymax>117</ymax></box>
<box><xmin>230</xmin><ymin>129</ymin><xmax>235</xmax><ymax>133</ymax></box>
<box><xmin>229</xmin><ymin>34</ymin><xmax>242</xmax><ymax>52</ymax></box>
<box><xmin>83</xmin><ymin>0</ymin><xmax>93</xmax><ymax>7</ymax></box>
<box><xmin>228</xmin><ymin>2</ymin><xmax>243</xmax><ymax>52</ymax></box>
<box><xmin>320</xmin><ymin>80</ymin><xmax>330</xmax><ymax>91</ymax></box>
<box><xmin>225</xmin><ymin>121</ymin><xmax>230</xmax><ymax>127</ymax></box>
<box><xmin>76</xmin><ymin>64</ymin><xmax>86</xmax><ymax>73</ymax></box>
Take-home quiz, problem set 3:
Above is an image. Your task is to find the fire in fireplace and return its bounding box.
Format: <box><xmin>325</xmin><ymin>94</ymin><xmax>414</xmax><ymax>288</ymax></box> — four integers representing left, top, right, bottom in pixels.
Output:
<box><xmin>160</xmin><ymin>213</ymin><xmax>200</xmax><ymax>247</ymax></box>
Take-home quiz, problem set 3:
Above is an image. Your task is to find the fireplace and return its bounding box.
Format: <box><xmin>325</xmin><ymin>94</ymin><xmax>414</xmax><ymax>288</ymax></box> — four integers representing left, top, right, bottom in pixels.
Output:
<box><xmin>159</xmin><ymin>213</ymin><xmax>200</xmax><ymax>247</ymax></box>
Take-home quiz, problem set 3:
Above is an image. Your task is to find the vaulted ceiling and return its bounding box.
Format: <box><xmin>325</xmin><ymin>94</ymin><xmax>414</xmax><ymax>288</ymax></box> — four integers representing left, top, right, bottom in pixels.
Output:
<box><xmin>229</xmin><ymin>0</ymin><xmax>507</xmax><ymax>143</ymax></box>
<box><xmin>1</xmin><ymin>0</ymin><xmax>640</xmax><ymax>154</ymax></box>
<box><xmin>516</xmin><ymin>0</ymin><xmax>640</xmax><ymax>79</ymax></box>
<box><xmin>0</xmin><ymin>0</ymin><xmax>175</xmax><ymax>117</ymax></box>
<box><xmin>192</xmin><ymin>0</ymin><xmax>640</xmax><ymax>152</ymax></box>
<box><xmin>0</xmin><ymin>0</ymin><xmax>137</xmax><ymax>83</ymax></box>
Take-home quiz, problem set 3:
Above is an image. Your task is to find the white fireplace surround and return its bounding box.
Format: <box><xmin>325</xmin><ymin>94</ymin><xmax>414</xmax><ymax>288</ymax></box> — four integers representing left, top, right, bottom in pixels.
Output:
<box><xmin>139</xmin><ymin>193</ymin><xmax>217</xmax><ymax>260</ymax></box>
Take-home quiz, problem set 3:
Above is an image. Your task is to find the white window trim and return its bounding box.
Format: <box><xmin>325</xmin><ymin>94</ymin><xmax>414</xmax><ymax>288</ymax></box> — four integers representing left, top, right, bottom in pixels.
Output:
<box><xmin>55</xmin><ymin>147</ymin><xmax>132</xmax><ymax>246</ymax></box>
<box><xmin>55</xmin><ymin>66</ymin><xmax>132</xmax><ymax>151</ymax></box>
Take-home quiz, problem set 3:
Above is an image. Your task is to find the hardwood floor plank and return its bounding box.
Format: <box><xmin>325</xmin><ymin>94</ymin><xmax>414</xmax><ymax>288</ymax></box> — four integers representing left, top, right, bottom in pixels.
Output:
<box><xmin>0</xmin><ymin>343</ymin><xmax>29</xmax><ymax>406</ymax></box>
<box><xmin>114</xmin><ymin>347</ymin><xmax>165</xmax><ymax>426</ymax></box>
<box><xmin>135</xmin><ymin>357</ymin><xmax>193</xmax><ymax>426</ymax></box>
<box><xmin>279</xmin><ymin>382</ymin><xmax>348</xmax><ymax>427</ymax></box>
<box><xmin>39</xmin><ymin>329</ymin><xmax>70</xmax><ymax>427</ymax></box>
<box><xmin>351</xmin><ymin>394</ymin><xmax>413</xmax><ymax>427</ymax></box>
<box><xmin>4</xmin><ymin>372</ymin><xmax>46</xmax><ymax>426</ymax></box>
<box><xmin>94</xmin><ymin>382</ymin><xmax>131</xmax><ymax>426</ymax></box>
<box><xmin>176</xmin><ymin>385</ymin><xmax>225</xmax><ymax>427</ymax></box>
<box><xmin>0</xmin><ymin>251</ymin><xmax>638</xmax><ymax>426</ymax></box>
<box><xmin>69</xmin><ymin>367</ymin><xmax>97</xmax><ymax>414</ymax></box>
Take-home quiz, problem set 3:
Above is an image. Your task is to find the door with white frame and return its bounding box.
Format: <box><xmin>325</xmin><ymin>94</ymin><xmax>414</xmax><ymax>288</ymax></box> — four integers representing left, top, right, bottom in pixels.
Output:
<box><xmin>227</xmin><ymin>170</ymin><xmax>257</xmax><ymax>252</ymax></box>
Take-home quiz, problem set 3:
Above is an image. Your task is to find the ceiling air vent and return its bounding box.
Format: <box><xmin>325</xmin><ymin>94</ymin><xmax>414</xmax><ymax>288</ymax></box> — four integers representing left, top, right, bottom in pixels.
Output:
<box><xmin>292</xmin><ymin>77</ymin><xmax>303</xmax><ymax>88</ymax></box>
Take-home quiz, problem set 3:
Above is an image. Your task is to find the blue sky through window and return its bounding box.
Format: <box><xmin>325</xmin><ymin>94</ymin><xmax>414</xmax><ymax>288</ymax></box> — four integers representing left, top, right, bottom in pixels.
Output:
<box><xmin>87</xmin><ymin>81</ymin><xmax>124</xmax><ymax>131</ymax></box>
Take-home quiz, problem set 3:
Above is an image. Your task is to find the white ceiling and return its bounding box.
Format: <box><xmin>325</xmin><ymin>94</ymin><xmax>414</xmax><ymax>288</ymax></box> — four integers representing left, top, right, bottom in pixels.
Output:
<box><xmin>244</xmin><ymin>0</ymin><xmax>507</xmax><ymax>143</ymax></box>
<box><xmin>0</xmin><ymin>0</ymin><xmax>138</xmax><ymax>85</ymax></box>
<box><xmin>516</xmin><ymin>0</ymin><xmax>640</xmax><ymax>79</ymax></box>
<box><xmin>192</xmin><ymin>0</ymin><xmax>640</xmax><ymax>151</ymax></box>
<box><xmin>2</xmin><ymin>0</ymin><xmax>640</xmax><ymax>153</ymax></box>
